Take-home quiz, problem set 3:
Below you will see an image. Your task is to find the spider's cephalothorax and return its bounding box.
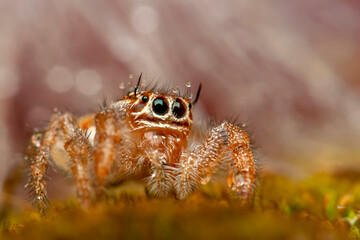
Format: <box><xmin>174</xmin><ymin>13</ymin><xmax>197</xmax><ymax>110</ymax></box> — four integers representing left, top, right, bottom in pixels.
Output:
<box><xmin>26</xmin><ymin>75</ymin><xmax>257</xmax><ymax>214</ymax></box>
<box><xmin>121</xmin><ymin>90</ymin><xmax>194</xmax><ymax>158</ymax></box>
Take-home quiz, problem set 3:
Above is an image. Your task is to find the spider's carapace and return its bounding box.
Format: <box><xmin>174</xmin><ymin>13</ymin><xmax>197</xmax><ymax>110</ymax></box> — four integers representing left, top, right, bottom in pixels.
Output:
<box><xmin>26</xmin><ymin>77</ymin><xmax>257</xmax><ymax>213</ymax></box>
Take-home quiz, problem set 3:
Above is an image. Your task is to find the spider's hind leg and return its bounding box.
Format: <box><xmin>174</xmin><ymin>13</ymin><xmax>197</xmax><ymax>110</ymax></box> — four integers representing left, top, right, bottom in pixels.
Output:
<box><xmin>26</xmin><ymin>112</ymin><xmax>78</xmax><ymax>214</ymax></box>
<box><xmin>64</xmin><ymin>128</ymin><xmax>95</xmax><ymax>207</ymax></box>
<box><xmin>25</xmin><ymin>131</ymin><xmax>49</xmax><ymax>213</ymax></box>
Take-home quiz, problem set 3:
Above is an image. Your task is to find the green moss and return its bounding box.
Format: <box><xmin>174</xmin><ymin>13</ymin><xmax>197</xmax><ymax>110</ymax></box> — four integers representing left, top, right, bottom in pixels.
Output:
<box><xmin>1</xmin><ymin>173</ymin><xmax>357</xmax><ymax>239</ymax></box>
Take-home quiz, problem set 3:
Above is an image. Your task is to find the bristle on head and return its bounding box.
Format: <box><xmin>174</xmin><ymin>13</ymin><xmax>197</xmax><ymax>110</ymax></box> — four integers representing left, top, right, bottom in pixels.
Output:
<box><xmin>192</xmin><ymin>84</ymin><xmax>202</xmax><ymax>105</ymax></box>
<box><xmin>134</xmin><ymin>73</ymin><xmax>143</xmax><ymax>97</ymax></box>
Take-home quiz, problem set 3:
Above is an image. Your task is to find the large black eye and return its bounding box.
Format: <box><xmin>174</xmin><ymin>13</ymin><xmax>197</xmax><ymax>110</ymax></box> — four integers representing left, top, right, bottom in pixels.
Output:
<box><xmin>152</xmin><ymin>97</ymin><xmax>169</xmax><ymax>115</ymax></box>
<box><xmin>172</xmin><ymin>99</ymin><xmax>186</xmax><ymax>118</ymax></box>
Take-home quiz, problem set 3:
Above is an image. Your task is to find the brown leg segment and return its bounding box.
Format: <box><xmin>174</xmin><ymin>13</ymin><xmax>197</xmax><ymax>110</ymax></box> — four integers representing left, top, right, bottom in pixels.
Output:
<box><xmin>175</xmin><ymin>122</ymin><xmax>256</xmax><ymax>204</ymax></box>
<box><xmin>146</xmin><ymin>150</ymin><xmax>175</xmax><ymax>197</ymax></box>
<box><xmin>224</xmin><ymin>122</ymin><xmax>256</xmax><ymax>203</ymax></box>
<box><xmin>93</xmin><ymin>110</ymin><xmax>121</xmax><ymax>198</ymax></box>
<box><xmin>26</xmin><ymin>112</ymin><xmax>77</xmax><ymax>214</ymax></box>
<box><xmin>26</xmin><ymin>143</ymin><xmax>50</xmax><ymax>214</ymax></box>
<box><xmin>64</xmin><ymin>129</ymin><xmax>94</xmax><ymax>207</ymax></box>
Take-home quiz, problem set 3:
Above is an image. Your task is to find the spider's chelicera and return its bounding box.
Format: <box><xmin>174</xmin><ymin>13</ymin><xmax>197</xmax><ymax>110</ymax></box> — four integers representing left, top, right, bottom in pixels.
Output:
<box><xmin>25</xmin><ymin>75</ymin><xmax>257</xmax><ymax>213</ymax></box>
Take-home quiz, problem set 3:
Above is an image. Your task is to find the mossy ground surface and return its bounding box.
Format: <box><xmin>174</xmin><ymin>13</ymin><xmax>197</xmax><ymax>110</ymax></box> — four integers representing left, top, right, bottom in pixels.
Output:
<box><xmin>1</xmin><ymin>172</ymin><xmax>360</xmax><ymax>240</ymax></box>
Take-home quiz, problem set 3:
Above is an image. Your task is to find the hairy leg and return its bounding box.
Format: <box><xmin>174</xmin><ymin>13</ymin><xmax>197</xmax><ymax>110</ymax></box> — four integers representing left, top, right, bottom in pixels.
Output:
<box><xmin>141</xmin><ymin>134</ymin><xmax>181</xmax><ymax>197</ymax></box>
<box><xmin>93</xmin><ymin>110</ymin><xmax>122</xmax><ymax>198</ymax></box>
<box><xmin>26</xmin><ymin>112</ymin><xmax>77</xmax><ymax>213</ymax></box>
<box><xmin>146</xmin><ymin>150</ymin><xmax>175</xmax><ymax>196</ymax></box>
<box><xmin>64</xmin><ymin>129</ymin><xmax>94</xmax><ymax>207</ymax></box>
<box><xmin>175</xmin><ymin>122</ymin><xmax>256</xmax><ymax>203</ymax></box>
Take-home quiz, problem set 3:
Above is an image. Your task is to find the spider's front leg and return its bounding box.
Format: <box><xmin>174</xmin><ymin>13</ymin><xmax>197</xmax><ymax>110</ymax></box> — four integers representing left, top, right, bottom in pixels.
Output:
<box><xmin>26</xmin><ymin>112</ymin><xmax>77</xmax><ymax>213</ymax></box>
<box><xmin>176</xmin><ymin>122</ymin><xmax>256</xmax><ymax>204</ymax></box>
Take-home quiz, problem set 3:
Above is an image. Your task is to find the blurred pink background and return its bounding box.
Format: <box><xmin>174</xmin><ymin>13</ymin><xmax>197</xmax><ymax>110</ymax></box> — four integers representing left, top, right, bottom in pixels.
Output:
<box><xmin>1</xmin><ymin>0</ymin><xmax>360</xmax><ymax>195</ymax></box>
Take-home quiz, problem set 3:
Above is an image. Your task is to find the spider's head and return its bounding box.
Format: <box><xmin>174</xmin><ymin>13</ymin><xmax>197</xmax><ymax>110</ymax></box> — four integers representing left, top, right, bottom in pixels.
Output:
<box><xmin>120</xmin><ymin>75</ymin><xmax>201</xmax><ymax>141</ymax></box>
<box><xmin>126</xmin><ymin>90</ymin><xmax>195</xmax><ymax>137</ymax></box>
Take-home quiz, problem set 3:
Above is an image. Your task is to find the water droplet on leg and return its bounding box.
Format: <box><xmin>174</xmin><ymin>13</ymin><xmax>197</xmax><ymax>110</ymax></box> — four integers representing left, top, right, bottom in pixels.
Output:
<box><xmin>31</xmin><ymin>131</ymin><xmax>43</xmax><ymax>147</ymax></box>
<box><xmin>233</xmin><ymin>172</ymin><xmax>245</xmax><ymax>188</ymax></box>
<box><xmin>228</xmin><ymin>171</ymin><xmax>246</xmax><ymax>190</ymax></box>
<box><xmin>200</xmin><ymin>174</ymin><xmax>211</xmax><ymax>185</ymax></box>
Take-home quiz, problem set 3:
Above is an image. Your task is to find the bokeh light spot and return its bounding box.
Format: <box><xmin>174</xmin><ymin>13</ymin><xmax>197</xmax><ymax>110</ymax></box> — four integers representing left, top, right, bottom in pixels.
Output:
<box><xmin>131</xmin><ymin>5</ymin><xmax>160</xmax><ymax>34</ymax></box>
<box><xmin>75</xmin><ymin>69</ymin><xmax>102</xmax><ymax>95</ymax></box>
<box><xmin>46</xmin><ymin>66</ymin><xmax>74</xmax><ymax>93</ymax></box>
<box><xmin>110</xmin><ymin>36</ymin><xmax>138</xmax><ymax>62</ymax></box>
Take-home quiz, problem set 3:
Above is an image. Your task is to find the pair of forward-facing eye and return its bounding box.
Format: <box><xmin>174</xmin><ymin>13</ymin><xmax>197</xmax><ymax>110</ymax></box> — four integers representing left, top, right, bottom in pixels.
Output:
<box><xmin>141</xmin><ymin>95</ymin><xmax>187</xmax><ymax>118</ymax></box>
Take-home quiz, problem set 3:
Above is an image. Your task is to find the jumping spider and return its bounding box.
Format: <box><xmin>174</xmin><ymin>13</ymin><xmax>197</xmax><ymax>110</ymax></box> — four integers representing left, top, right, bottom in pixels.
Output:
<box><xmin>26</xmin><ymin>75</ymin><xmax>257</xmax><ymax>213</ymax></box>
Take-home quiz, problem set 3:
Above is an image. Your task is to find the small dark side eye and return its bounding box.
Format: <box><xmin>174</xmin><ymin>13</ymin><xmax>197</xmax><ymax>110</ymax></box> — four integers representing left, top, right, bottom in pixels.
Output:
<box><xmin>152</xmin><ymin>97</ymin><xmax>169</xmax><ymax>115</ymax></box>
<box><xmin>172</xmin><ymin>99</ymin><xmax>186</xmax><ymax>118</ymax></box>
<box><xmin>142</xmin><ymin>95</ymin><xmax>149</xmax><ymax>103</ymax></box>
